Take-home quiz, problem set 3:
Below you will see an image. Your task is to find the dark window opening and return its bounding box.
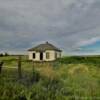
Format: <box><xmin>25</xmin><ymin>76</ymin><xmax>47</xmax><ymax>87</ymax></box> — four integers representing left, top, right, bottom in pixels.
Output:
<box><xmin>40</xmin><ymin>52</ymin><xmax>43</xmax><ymax>60</ymax></box>
<box><xmin>33</xmin><ymin>53</ymin><xmax>35</xmax><ymax>59</ymax></box>
<box><xmin>55</xmin><ymin>52</ymin><xmax>57</xmax><ymax>58</ymax></box>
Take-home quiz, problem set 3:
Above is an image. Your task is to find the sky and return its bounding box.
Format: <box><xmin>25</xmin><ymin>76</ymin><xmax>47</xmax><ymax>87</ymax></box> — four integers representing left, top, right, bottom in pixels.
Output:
<box><xmin>0</xmin><ymin>0</ymin><xmax>100</xmax><ymax>55</ymax></box>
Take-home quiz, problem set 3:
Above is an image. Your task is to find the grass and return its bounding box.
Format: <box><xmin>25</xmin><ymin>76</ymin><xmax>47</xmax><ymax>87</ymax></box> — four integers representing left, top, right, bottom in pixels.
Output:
<box><xmin>0</xmin><ymin>55</ymin><xmax>100</xmax><ymax>100</ymax></box>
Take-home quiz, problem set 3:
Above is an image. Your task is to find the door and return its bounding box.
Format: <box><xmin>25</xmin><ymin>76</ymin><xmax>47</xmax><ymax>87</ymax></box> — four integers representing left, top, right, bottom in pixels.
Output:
<box><xmin>40</xmin><ymin>52</ymin><xmax>43</xmax><ymax>60</ymax></box>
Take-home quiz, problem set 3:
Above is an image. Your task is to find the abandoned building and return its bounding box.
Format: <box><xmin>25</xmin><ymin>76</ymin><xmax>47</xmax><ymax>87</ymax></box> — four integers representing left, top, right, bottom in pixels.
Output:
<box><xmin>28</xmin><ymin>42</ymin><xmax>62</xmax><ymax>61</ymax></box>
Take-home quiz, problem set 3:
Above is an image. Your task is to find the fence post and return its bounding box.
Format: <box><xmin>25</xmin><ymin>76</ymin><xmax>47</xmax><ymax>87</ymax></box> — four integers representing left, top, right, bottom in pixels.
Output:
<box><xmin>0</xmin><ymin>61</ymin><xmax>4</xmax><ymax>74</ymax></box>
<box><xmin>18</xmin><ymin>56</ymin><xmax>22</xmax><ymax>78</ymax></box>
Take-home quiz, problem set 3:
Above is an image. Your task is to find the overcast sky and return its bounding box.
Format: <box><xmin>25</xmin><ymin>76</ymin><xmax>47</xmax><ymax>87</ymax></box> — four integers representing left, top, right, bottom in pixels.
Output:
<box><xmin>0</xmin><ymin>0</ymin><xmax>100</xmax><ymax>55</ymax></box>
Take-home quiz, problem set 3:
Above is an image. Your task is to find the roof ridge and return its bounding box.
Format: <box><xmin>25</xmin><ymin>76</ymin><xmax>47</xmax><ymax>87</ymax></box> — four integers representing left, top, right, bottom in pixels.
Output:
<box><xmin>28</xmin><ymin>42</ymin><xmax>62</xmax><ymax>52</ymax></box>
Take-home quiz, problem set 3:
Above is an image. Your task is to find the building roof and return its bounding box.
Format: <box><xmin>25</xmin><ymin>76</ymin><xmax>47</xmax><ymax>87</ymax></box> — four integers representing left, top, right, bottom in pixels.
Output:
<box><xmin>28</xmin><ymin>42</ymin><xmax>62</xmax><ymax>52</ymax></box>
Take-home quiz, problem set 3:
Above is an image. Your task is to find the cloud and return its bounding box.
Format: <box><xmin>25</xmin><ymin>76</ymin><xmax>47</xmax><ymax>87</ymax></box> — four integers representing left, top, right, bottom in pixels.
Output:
<box><xmin>76</xmin><ymin>37</ymin><xmax>100</xmax><ymax>47</ymax></box>
<box><xmin>0</xmin><ymin>0</ymin><xmax>100</xmax><ymax>55</ymax></box>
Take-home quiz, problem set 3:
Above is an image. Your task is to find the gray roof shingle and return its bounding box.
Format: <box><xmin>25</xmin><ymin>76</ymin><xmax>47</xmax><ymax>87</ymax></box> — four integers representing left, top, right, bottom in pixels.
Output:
<box><xmin>28</xmin><ymin>42</ymin><xmax>62</xmax><ymax>52</ymax></box>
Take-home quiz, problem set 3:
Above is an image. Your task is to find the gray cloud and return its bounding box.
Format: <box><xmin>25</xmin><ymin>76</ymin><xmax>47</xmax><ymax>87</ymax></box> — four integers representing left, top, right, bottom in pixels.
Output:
<box><xmin>0</xmin><ymin>0</ymin><xmax>100</xmax><ymax>54</ymax></box>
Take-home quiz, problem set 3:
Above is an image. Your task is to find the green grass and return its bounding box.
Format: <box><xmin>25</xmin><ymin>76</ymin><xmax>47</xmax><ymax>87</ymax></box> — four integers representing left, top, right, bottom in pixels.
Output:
<box><xmin>0</xmin><ymin>56</ymin><xmax>100</xmax><ymax>100</ymax></box>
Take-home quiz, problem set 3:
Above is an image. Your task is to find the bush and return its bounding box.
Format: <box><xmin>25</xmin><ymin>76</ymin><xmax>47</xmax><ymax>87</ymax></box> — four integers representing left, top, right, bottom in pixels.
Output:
<box><xmin>5</xmin><ymin>52</ymin><xmax>9</xmax><ymax>56</ymax></box>
<box><xmin>0</xmin><ymin>53</ymin><xmax>3</xmax><ymax>57</ymax></box>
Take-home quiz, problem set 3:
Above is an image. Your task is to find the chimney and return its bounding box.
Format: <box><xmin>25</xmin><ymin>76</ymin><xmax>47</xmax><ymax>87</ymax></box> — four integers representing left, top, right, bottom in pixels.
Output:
<box><xmin>46</xmin><ymin>41</ymin><xmax>49</xmax><ymax>44</ymax></box>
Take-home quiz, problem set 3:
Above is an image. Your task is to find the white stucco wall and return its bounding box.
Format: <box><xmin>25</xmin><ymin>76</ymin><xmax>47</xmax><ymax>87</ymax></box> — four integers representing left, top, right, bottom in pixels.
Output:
<box><xmin>28</xmin><ymin>51</ymin><xmax>40</xmax><ymax>61</ymax></box>
<box><xmin>28</xmin><ymin>50</ymin><xmax>61</xmax><ymax>61</ymax></box>
<box><xmin>44</xmin><ymin>50</ymin><xmax>56</xmax><ymax>61</ymax></box>
<box><xmin>56</xmin><ymin>51</ymin><xmax>61</xmax><ymax>58</ymax></box>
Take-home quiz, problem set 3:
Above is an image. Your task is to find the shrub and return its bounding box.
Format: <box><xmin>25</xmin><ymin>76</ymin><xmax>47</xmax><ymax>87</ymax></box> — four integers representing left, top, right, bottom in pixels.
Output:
<box><xmin>0</xmin><ymin>53</ymin><xmax>3</xmax><ymax>57</ymax></box>
<box><xmin>5</xmin><ymin>52</ymin><xmax>9</xmax><ymax>56</ymax></box>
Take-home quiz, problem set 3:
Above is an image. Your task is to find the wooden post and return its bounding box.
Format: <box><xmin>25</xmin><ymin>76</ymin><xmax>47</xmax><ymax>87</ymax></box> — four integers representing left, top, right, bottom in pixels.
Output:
<box><xmin>0</xmin><ymin>61</ymin><xmax>4</xmax><ymax>74</ymax></box>
<box><xmin>18</xmin><ymin>56</ymin><xmax>22</xmax><ymax>78</ymax></box>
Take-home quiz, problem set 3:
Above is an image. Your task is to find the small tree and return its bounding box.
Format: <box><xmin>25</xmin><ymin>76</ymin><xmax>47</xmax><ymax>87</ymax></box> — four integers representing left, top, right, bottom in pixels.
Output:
<box><xmin>0</xmin><ymin>53</ymin><xmax>3</xmax><ymax>57</ymax></box>
<box><xmin>5</xmin><ymin>52</ymin><xmax>9</xmax><ymax>56</ymax></box>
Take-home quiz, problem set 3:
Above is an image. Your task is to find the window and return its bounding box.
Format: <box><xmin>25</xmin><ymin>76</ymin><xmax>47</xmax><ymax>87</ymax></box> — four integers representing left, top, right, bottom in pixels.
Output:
<box><xmin>33</xmin><ymin>53</ymin><xmax>35</xmax><ymax>59</ymax></box>
<box><xmin>40</xmin><ymin>52</ymin><xmax>43</xmax><ymax>60</ymax></box>
<box><xmin>55</xmin><ymin>52</ymin><xmax>57</xmax><ymax>58</ymax></box>
<box><xmin>46</xmin><ymin>52</ymin><xmax>50</xmax><ymax>59</ymax></box>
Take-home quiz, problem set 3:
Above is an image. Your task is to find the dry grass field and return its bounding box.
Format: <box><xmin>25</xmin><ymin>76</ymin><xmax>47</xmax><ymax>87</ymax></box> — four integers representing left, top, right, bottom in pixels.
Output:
<box><xmin>0</xmin><ymin>56</ymin><xmax>100</xmax><ymax>100</ymax></box>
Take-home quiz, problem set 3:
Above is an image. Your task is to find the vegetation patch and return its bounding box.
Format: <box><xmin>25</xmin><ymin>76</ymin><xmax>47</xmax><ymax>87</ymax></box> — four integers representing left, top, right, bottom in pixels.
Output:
<box><xmin>0</xmin><ymin>56</ymin><xmax>100</xmax><ymax>100</ymax></box>
<box><xmin>68</xmin><ymin>64</ymin><xmax>89</xmax><ymax>75</ymax></box>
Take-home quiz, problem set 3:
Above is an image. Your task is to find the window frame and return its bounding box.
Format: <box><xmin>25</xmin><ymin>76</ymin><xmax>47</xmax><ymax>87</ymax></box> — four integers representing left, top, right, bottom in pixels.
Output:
<box><xmin>55</xmin><ymin>52</ymin><xmax>57</xmax><ymax>58</ymax></box>
<box><xmin>46</xmin><ymin>52</ymin><xmax>50</xmax><ymax>59</ymax></box>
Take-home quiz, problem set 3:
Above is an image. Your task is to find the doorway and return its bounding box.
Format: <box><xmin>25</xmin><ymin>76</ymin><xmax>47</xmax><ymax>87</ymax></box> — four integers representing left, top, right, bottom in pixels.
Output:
<box><xmin>40</xmin><ymin>52</ymin><xmax>43</xmax><ymax>60</ymax></box>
